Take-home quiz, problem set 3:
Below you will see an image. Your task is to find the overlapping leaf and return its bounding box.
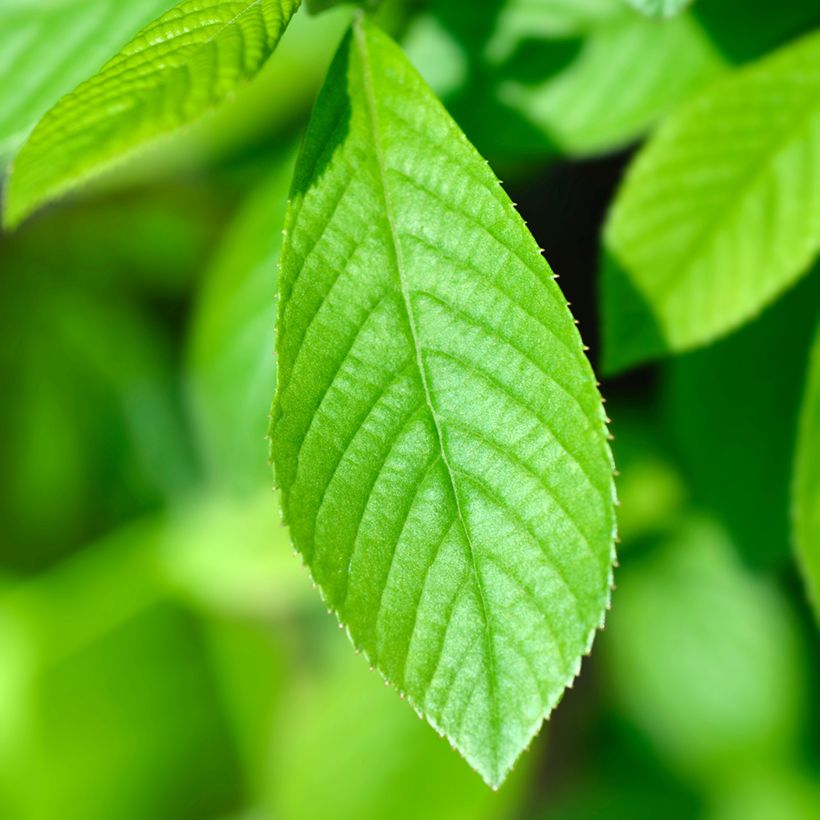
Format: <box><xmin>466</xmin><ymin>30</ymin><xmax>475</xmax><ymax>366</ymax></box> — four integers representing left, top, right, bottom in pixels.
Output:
<box><xmin>794</xmin><ymin>321</ymin><xmax>820</xmax><ymax>621</ymax></box>
<box><xmin>602</xmin><ymin>30</ymin><xmax>820</xmax><ymax>372</ymax></box>
<box><xmin>4</xmin><ymin>0</ymin><xmax>301</xmax><ymax>228</ymax></box>
<box><xmin>272</xmin><ymin>18</ymin><xmax>616</xmax><ymax>787</ymax></box>
<box><xmin>0</xmin><ymin>0</ymin><xmax>175</xmax><ymax>166</ymax></box>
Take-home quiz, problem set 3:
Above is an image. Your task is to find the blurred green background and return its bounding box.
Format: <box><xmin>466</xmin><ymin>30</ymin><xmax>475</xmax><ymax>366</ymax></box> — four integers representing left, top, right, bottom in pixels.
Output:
<box><xmin>0</xmin><ymin>1</ymin><xmax>818</xmax><ymax>818</ymax></box>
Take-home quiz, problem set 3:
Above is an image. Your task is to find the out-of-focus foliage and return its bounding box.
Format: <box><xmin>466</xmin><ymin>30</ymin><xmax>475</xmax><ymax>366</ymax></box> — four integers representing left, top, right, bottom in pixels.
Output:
<box><xmin>0</xmin><ymin>0</ymin><xmax>175</xmax><ymax>164</ymax></box>
<box><xmin>606</xmin><ymin>518</ymin><xmax>805</xmax><ymax>782</ymax></box>
<box><xmin>5</xmin><ymin>0</ymin><xmax>302</xmax><ymax>227</ymax></box>
<box><xmin>405</xmin><ymin>0</ymin><xmax>724</xmax><ymax>168</ymax></box>
<box><xmin>602</xmin><ymin>29</ymin><xmax>820</xmax><ymax>372</ymax></box>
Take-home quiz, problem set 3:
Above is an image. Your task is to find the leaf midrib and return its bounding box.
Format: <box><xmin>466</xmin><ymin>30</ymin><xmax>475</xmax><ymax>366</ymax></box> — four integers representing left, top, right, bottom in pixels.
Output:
<box><xmin>353</xmin><ymin>17</ymin><xmax>501</xmax><ymax>779</ymax></box>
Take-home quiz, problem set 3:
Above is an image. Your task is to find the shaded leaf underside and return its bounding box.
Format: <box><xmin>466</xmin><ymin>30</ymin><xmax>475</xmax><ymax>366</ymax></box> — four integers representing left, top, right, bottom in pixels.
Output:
<box><xmin>272</xmin><ymin>18</ymin><xmax>615</xmax><ymax>787</ymax></box>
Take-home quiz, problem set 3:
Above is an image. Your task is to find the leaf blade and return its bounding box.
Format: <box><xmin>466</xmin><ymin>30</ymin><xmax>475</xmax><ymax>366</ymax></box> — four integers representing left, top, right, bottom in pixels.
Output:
<box><xmin>272</xmin><ymin>18</ymin><xmax>616</xmax><ymax>787</ymax></box>
<box><xmin>4</xmin><ymin>0</ymin><xmax>301</xmax><ymax>228</ymax></box>
<box><xmin>602</xmin><ymin>30</ymin><xmax>820</xmax><ymax>372</ymax></box>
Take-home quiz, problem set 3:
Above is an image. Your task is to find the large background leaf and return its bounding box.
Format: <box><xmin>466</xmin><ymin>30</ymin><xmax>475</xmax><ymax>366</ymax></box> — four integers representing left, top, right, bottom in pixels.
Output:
<box><xmin>272</xmin><ymin>18</ymin><xmax>615</xmax><ymax>787</ymax></box>
<box><xmin>602</xmin><ymin>30</ymin><xmax>820</xmax><ymax>372</ymax></box>
<box><xmin>794</xmin><ymin>319</ymin><xmax>820</xmax><ymax>620</ymax></box>
<box><xmin>5</xmin><ymin>0</ymin><xmax>302</xmax><ymax>227</ymax></box>
<box><xmin>0</xmin><ymin>0</ymin><xmax>175</xmax><ymax>166</ymax></box>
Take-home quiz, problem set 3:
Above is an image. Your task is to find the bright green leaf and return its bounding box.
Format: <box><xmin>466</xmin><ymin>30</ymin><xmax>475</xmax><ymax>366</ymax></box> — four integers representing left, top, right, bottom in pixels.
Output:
<box><xmin>0</xmin><ymin>0</ymin><xmax>175</xmax><ymax>166</ymax></box>
<box><xmin>4</xmin><ymin>0</ymin><xmax>302</xmax><ymax>228</ymax></box>
<box><xmin>794</xmin><ymin>320</ymin><xmax>820</xmax><ymax>621</ymax></box>
<box><xmin>626</xmin><ymin>0</ymin><xmax>693</xmax><ymax>18</ymax></box>
<box><xmin>272</xmin><ymin>18</ymin><xmax>616</xmax><ymax>787</ymax></box>
<box><xmin>602</xmin><ymin>30</ymin><xmax>820</xmax><ymax>372</ymax></box>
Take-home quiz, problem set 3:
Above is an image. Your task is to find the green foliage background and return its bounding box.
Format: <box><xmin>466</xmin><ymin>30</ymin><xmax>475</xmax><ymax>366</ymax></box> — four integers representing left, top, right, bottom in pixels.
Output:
<box><xmin>0</xmin><ymin>0</ymin><xmax>818</xmax><ymax>817</ymax></box>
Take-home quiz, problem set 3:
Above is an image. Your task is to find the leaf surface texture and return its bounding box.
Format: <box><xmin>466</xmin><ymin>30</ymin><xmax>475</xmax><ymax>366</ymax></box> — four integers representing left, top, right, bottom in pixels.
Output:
<box><xmin>272</xmin><ymin>18</ymin><xmax>615</xmax><ymax>787</ymax></box>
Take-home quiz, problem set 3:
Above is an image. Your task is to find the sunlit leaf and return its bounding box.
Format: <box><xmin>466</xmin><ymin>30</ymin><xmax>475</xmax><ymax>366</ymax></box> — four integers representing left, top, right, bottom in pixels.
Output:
<box><xmin>0</xmin><ymin>0</ymin><xmax>175</xmax><ymax>165</ymax></box>
<box><xmin>794</xmin><ymin>320</ymin><xmax>820</xmax><ymax>621</ymax></box>
<box><xmin>4</xmin><ymin>0</ymin><xmax>302</xmax><ymax>228</ymax></box>
<box><xmin>272</xmin><ymin>18</ymin><xmax>616</xmax><ymax>787</ymax></box>
<box><xmin>602</xmin><ymin>30</ymin><xmax>820</xmax><ymax>372</ymax></box>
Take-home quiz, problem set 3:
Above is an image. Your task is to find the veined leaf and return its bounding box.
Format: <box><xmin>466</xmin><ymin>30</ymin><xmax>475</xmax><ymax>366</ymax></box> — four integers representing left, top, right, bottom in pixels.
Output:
<box><xmin>4</xmin><ymin>0</ymin><xmax>302</xmax><ymax>228</ymax></box>
<box><xmin>272</xmin><ymin>18</ymin><xmax>616</xmax><ymax>787</ymax></box>
<box><xmin>626</xmin><ymin>0</ymin><xmax>693</xmax><ymax>18</ymax></box>
<box><xmin>794</xmin><ymin>320</ymin><xmax>820</xmax><ymax>621</ymax></box>
<box><xmin>602</xmin><ymin>30</ymin><xmax>820</xmax><ymax>372</ymax></box>
<box><xmin>0</xmin><ymin>0</ymin><xmax>175</xmax><ymax>166</ymax></box>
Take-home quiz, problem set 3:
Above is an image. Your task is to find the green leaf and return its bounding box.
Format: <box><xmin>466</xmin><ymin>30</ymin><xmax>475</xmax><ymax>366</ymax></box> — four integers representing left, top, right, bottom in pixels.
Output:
<box><xmin>626</xmin><ymin>0</ymin><xmax>694</xmax><ymax>18</ymax></box>
<box><xmin>602</xmin><ymin>30</ymin><xmax>820</xmax><ymax>372</ymax></box>
<box><xmin>0</xmin><ymin>0</ymin><xmax>175</xmax><ymax>166</ymax></box>
<box><xmin>4</xmin><ymin>0</ymin><xmax>302</xmax><ymax>228</ymax></box>
<box><xmin>794</xmin><ymin>319</ymin><xmax>820</xmax><ymax>621</ymax></box>
<box><xmin>272</xmin><ymin>18</ymin><xmax>616</xmax><ymax>787</ymax></box>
